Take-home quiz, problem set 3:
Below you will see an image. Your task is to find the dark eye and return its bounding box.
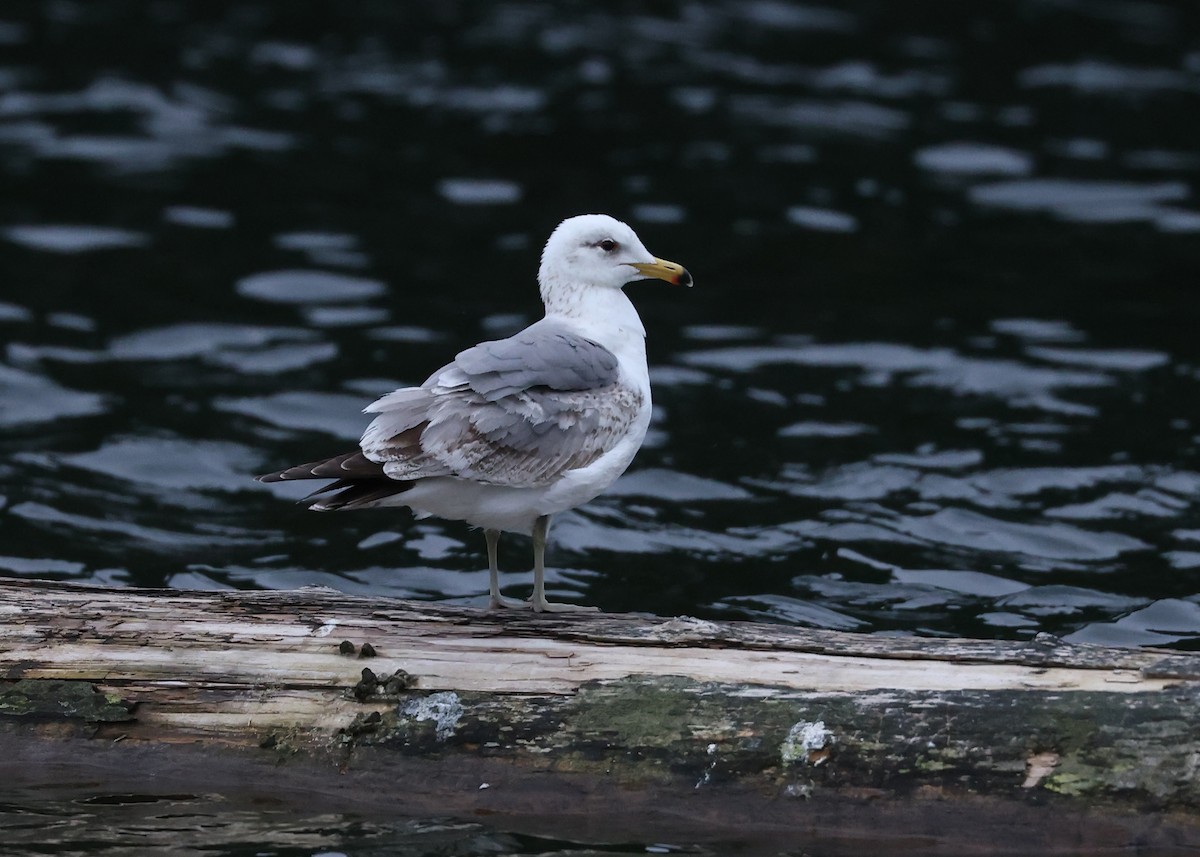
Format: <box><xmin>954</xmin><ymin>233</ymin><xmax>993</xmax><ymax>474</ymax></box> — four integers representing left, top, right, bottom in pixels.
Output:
<box><xmin>598</xmin><ymin>238</ymin><xmax>618</xmax><ymax>252</ymax></box>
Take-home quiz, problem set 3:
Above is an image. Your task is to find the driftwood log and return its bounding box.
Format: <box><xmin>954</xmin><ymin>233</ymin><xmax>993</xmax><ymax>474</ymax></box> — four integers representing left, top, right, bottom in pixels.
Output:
<box><xmin>2</xmin><ymin>576</ymin><xmax>1199</xmax><ymax>853</ymax></box>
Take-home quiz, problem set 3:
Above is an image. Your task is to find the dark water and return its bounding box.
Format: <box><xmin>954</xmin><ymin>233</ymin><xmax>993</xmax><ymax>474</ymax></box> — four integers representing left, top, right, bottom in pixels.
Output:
<box><xmin>4</xmin><ymin>3</ymin><xmax>1200</xmax><ymax>644</ymax></box>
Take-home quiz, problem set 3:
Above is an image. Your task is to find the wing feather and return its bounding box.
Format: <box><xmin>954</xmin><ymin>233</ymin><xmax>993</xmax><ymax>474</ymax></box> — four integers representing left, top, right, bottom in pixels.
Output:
<box><xmin>357</xmin><ymin>321</ymin><xmax>639</xmax><ymax>487</ymax></box>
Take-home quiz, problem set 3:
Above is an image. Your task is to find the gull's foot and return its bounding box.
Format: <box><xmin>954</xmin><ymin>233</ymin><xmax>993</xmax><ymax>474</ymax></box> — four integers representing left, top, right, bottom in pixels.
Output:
<box><xmin>530</xmin><ymin>595</ymin><xmax>601</xmax><ymax>614</ymax></box>
<box><xmin>488</xmin><ymin>593</ymin><xmax>533</xmax><ymax>610</ymax></box>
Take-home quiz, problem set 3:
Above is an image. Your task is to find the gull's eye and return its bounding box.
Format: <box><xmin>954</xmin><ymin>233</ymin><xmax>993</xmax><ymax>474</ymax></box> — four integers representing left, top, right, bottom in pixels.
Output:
<box><xmin>597</xmin><ymin>238</ymin><xmax>619</xmax><ymax>253</ymax></box>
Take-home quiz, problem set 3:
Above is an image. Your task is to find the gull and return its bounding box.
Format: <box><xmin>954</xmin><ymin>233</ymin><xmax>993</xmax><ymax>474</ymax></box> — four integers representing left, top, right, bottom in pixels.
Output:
<box><xmin>258</xmin><ymin>214</ymin><xmax>691</xmax><ymax>612</ymax></box>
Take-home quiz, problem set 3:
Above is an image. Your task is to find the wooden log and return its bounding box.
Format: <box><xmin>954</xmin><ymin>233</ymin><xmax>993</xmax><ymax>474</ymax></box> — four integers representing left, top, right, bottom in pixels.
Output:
<box><xmin>2</xmin><ymin>576</ymin><xmax>1199</xmax><ymax>852</ymax></box>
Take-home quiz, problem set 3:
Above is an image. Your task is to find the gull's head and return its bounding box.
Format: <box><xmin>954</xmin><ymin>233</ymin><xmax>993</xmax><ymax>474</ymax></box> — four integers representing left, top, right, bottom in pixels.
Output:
<box><xmin>538</xmin><ymin>214</ymin><xmax>692</xmax><ymax>301</ymax></box>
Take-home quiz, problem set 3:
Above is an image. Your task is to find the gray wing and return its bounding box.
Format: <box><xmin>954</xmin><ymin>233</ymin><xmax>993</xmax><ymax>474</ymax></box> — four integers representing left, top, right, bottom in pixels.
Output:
<box><xmin>359</xmin><ymin>321</ymin><xmax>642</xmax><ymax>488</ymax></box>
<box><xmin>454</xmin><ymin>326</ymin><xmax>618</xmax><ymax>400</ymax></box>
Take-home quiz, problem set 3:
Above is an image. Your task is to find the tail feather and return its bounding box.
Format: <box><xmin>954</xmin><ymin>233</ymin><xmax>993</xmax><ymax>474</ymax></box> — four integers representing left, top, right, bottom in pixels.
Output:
<box><xmin>257</xmin><ymin>451</ymin><xmax>384</xmax><ymax>483</ymax></box>
<box><xmin>258</xmin><ymin>451</ymin><xmax>413</xmax><ymax>511</ymax></box>
<box><xmin>309</xmin><ymin>479</ymin><xmax>414</xmax><ymax>510</ymax></box>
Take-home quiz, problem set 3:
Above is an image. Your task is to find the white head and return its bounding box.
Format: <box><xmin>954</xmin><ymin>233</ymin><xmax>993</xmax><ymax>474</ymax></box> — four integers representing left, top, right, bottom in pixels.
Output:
<box><xmin>537</xmin><ymin>214</ymin><xmax>691</xmax><ymax>304</ymax></box>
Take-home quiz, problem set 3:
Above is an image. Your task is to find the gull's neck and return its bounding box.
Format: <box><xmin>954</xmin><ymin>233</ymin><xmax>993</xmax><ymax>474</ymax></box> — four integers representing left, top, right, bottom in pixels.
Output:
<box><xmin>542</xmin><ymin>281</ymin><xmax>647</xmax><ymax>364</ymax></box>
<box><xmin>542</xmin><ymin>279</ymin><xmax>646</xmax><ymax>335</ymax></box>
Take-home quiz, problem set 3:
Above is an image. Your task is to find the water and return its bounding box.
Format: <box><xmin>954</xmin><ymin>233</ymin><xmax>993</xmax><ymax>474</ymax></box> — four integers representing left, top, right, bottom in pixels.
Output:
<box><xmin>3</xmin><ymin>1</ymin><xmax>1200</xmax><ymax>653</ymax></box>
<box><xmin>4</xmin><ymin>1</ymin><xmax>1200</xmax><ymax>853</ymax></box>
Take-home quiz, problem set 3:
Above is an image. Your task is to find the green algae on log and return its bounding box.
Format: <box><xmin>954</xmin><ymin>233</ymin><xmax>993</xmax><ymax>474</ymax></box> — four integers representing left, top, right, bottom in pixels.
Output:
<box><xmin>0</xmin><ymin>679</ymin><xmax>133</xmax><ymax>722</ymax></box>
<box><xmin>1</xmin><ymin>575</ymin><xmax>1199</xmax><ymax>843</ymax></box>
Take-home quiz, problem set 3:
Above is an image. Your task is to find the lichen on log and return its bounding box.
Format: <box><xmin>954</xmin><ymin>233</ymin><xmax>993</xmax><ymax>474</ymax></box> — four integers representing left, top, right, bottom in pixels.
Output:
<box><xmin>0</xmin><ymin>678</ymin><xmax>133</xmax><ymax>722</ymax></box>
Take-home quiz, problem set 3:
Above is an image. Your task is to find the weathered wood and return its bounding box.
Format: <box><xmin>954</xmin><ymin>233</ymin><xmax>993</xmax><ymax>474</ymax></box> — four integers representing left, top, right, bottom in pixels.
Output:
<box><xmin>2</xmin><ymin>577</ymin><xmax>1199</xmax><ymax>851</ymax></box>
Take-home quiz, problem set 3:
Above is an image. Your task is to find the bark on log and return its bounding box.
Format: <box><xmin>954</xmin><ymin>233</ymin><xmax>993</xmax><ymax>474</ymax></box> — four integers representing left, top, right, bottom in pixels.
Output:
<box><xmin>2</xmin><ymin>577</ymin><xmax>1199</xmax><ymax>852</ymax></box>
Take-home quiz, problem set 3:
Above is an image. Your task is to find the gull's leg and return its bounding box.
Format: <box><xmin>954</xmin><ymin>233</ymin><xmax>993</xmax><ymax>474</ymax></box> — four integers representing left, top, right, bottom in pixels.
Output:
<box><xmin>529</xmin><ymin>515</ymin><xmax>599</xmax><ymax>614</ymax></box>
<box><xmin>486</xmin><ymin>528</ymin><xmax>529</xmax><ymax>610</ymax></box>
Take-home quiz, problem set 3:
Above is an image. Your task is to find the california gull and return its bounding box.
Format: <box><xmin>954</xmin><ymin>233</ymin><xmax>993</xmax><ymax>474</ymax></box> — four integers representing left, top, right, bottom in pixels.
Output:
<box><xmin>258</xmin><ymin>214</ymin><xmax>692</xmax><ymax>612</ymax></box>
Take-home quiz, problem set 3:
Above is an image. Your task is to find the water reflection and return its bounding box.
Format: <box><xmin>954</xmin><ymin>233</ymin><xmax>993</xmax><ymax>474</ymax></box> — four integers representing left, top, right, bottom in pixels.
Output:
<box><xmin>0</xmin><ymin>788</ymin><xmax>689</xmax><ymax>857</ymax></box>
<box><xmin>1</xmin><ymin>0</ymin><xmax>1199</xmax><ymax>650</ymax></box>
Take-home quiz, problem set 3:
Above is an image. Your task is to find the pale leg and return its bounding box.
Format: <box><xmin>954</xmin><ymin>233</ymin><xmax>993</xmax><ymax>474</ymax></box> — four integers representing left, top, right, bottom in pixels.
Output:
<box><xmin>529</xmin><ymin>515</ymin><xmax>599</xmax><ymax>613</ymax></box>
<box><xmin>486</xmin><ymin>528</ymin><xmax>529</xmax><ymax>610</ymax></box>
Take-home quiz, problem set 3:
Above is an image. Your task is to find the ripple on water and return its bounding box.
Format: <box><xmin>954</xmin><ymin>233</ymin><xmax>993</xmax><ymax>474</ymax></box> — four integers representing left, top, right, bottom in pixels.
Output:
<box><xmin>437</xmin><ymin>178</ymin><xmax>523</xmax><ymax>205</ymax></box>
<box><xmin>108</xmin><ymin>323</ymin><xmax>315</xmax><ymax>360</ymax></box>
<box><xmin>1064</xmin><ymin>598</ymin><xmax>1200</xmax><ymax>647</ymax></box>
<box><xmin>1018</xmin><ymin>60</ymin><xmax>1193</xmax><ymax>94</ymax></box>
<box><xmin>778</xmin><ymin>421</ymin><xmax>874</xmax><ymax>438</ymax></box>
<box><xmin>3</xmin><ymin>76</ymin><xmax>296</xmax><ymax>170</ymax></box>
<box><xmin>236</xmin><ymin>270</ymin><xmax>387</xmax><ymax>303</ymax></box>
<box><xmin>728</xmin><ymin>95</ymin><xmax>911</xmax><ymax>138</ymax></box>
<box><xmin>785</xmin><ymin>206</ymin><xmax>859</xmax><ymax>232</ymax></box>
<box><xmin>106</xmin><ymin>323</ymin><xmax>334</xmax><ymax>374</ymax></box>
<box><xmin>968</xmin><ymin>465</ymin><xmax>1145</xmax><ymax>497</ymax></box>
<box><xmin>716</xmin><ymin>594</ymin><xmax>867</xmax><ymax>631</ymax></box>
<box><xmin>366</xmin><ymin>325</ymin><xmax>447</xmax><ymax>343</ymax></box>
<box><xmin>989</xmin><ymin>318</ymin><xmax>1087</xmax><ymax>343</ymax></box>
<box><xmin>553</xmin><ymin>511</ymin><xmax>791</xmax><ymax>558</ymax></box>
<box><xmin>767</xmin><ymin>462</ymin><xmax>1171</xmax><ymax>522</ymax></box>
<box><xmin>274</xmin><ymin>231</ymin><xmax>369</xmax><ymax>268</ymax></box>
<box><xmin>8</xmin><ymin>501</ymin><xmax>251</xmax><ymax>549</ymax></box>
<box><xmin>1045</xmin><ymin>489</ymin><xmax>1187</xmax><ymax>521</ymax></box>
<box><xmin>890</xmin><ymin>569</ymin><xmax>1030</xmax><ymax>597</ymax></box>
<box><xmin>302</xmin><ymin>306</ymin><xmax>390</xmax><ymax>327</ymax></box>
<box><xmin>34</xmin><ymin>136</ymin><xmax>178</xmax><ymax>170</ymax></box>
<box><xmin>608</xmin><ymin>468</ymin><xmax>752</xmax><ymax>501</ymax></box>
<box><xmin>1165</xmin><ymin>551</ymin><xmax>1200</xmax><ymax>570</ymax></box>
<box><xmin>802</xmin><ymin>571</ymin><xmax>954</xmax><ymax>612</ymax></box>
<box><xmin>681</xmin><ymin>341</ymin><xmax>1111</xmax><ymax>415</ymax></box>
<box><xmin>889</xmin><ymin>507</ymin><xmax>1151</xmax><ymax>562</ymax></box>
<box><xmin>163</xmin><ymin>206</ymin><xmax>235</xmax><ymax>229</ymax></box>
<box><xmin>358</xmin><ymin>531</ymin><xmax>404</xmax><ymax>550</ymax></box>
<box><xmin>0</xmin><ymin>555</ymin><xmax>86</xmax><ymax>576</ymax></box>
<box><xmin>681</xmin><ymin>324</ymin><xmax>765</xmax><ymax>342</ymax></box>
<box><xmin>205</xmin><ymin>341</ymin><xmax>339</xmax><ymax>374</ymax></box>
<box><xmin>631</xmin><ymin>203</ymin><xmax>686</xmax><ymax>223</ymax></box>
<box><xmin>811</xmin><ymin>61</ymin><xmax>950</xmax><ymax>99</ymax></box>
<box><xmin>968</xmin><ymin>179</ymin><xmax>1194</xmax><ymax>228</ymax></box>
<box><xmin>163</xmin><ymin>569</ymin><xmax>235</xmax><ymax>591</ymax></box>
<box><xmin>1024</xmin><ymin>346</ymin><xmax>1170</xmax><ymax>371</ymax></box>
<box><xmin>874</xmin><ymin>448</ymin><xmax>983</xmax><ymax>470</ymax></box>
<box><xmin>914</xmin><ymin>142</ymin><xmax>1034</xmax><ymax>177</ymax></box>
<box><xmin>346</xmin><ymin>566</ymin><xmax>499</xmax><ymax>600</ymax></box>
<box><xmin>775</xmin><ymin>463</ymin><xmax>922</xmax><ymax>501</ymax></box>
<box><xmin>730</xmin><ymin>2</ymin><xmax>858</xmax><ymax>32</ymax></box>
<box><xmin>61</xmin><ymin>436</ymin><xmax>265</xmax><ymax>493</ymax></box>
<box><xmin>274</xmin><ymin>231</ymin><xmax>359</xmax><ymax>251</ymax></box>
<box><xmin>997</xmin><ymin>584</ymin><xmax>1147</xmax><ymax>617</ymax></box>
<box><xmin>2</xmin><ymin>224</ymin><xmax>149</xmax><ymax>253</ymax></box>
<box><xmin>0</xmin><ymin>301</ymin><xmax>34</xmax><ymax>323</ymax></box>
<box><xmin>0</xmin><ymin>364</ymin><xmax>105</xmax><ymax>427</ymax></box>
<box><xmin>215</xmin><ymin>391</ymin><xmax>369</xmax><ymax>440</ymax></box>
<box><xmin>250</xmin><ymin>40</ymin><xmax>318</xmax><ymax>70</ymax></box>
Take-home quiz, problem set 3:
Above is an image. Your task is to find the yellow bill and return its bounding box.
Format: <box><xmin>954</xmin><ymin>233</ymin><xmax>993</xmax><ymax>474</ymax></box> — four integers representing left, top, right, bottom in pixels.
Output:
<box><xmin>630</xmin><ymin>257</ymin><xmax>693</xmax><ymax>287</ymax></box>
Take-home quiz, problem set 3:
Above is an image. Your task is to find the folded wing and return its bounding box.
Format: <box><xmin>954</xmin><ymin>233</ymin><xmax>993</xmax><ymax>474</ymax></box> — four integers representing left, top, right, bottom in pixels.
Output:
<box><xmin>360</xmin><ymin>320</ymin><xmax>641</xmax><ymax>488</ymax></box>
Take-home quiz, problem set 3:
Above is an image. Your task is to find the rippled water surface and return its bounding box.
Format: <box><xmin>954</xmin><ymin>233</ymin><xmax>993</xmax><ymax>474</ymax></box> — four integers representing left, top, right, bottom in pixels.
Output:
<box><xmin>3</xmin><ymin>0</ymin><xmax>1200</xmax><ymax>655</ymax></box>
